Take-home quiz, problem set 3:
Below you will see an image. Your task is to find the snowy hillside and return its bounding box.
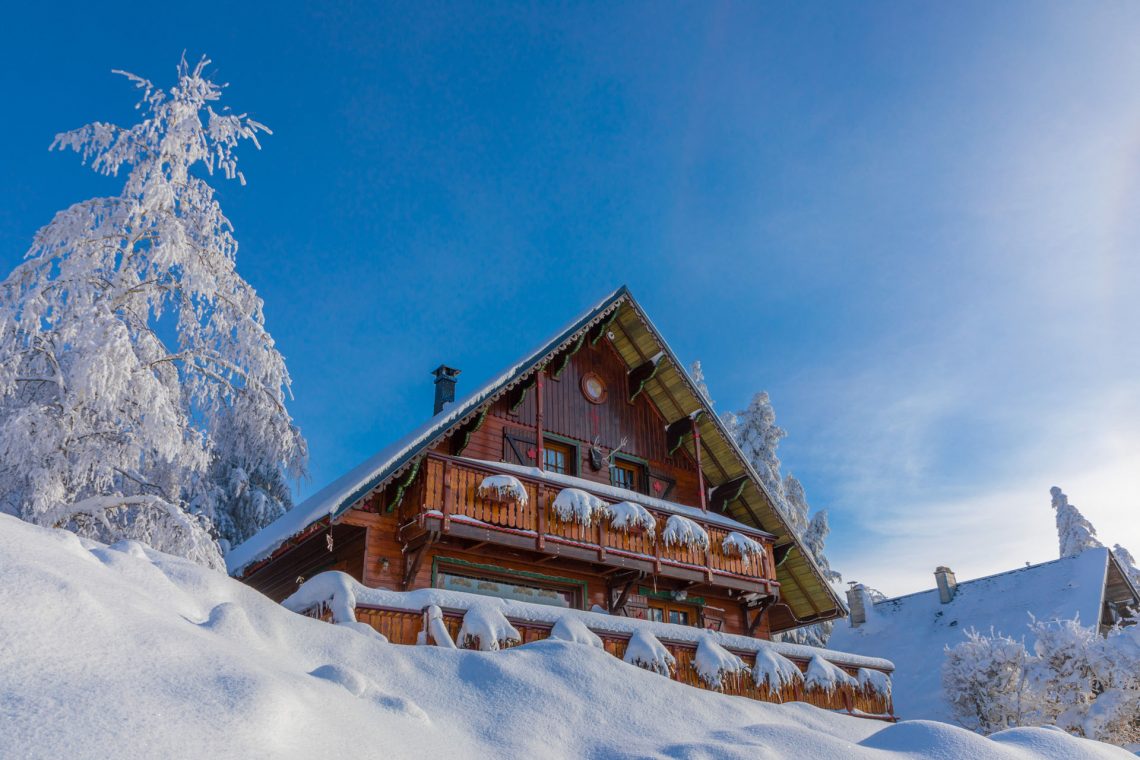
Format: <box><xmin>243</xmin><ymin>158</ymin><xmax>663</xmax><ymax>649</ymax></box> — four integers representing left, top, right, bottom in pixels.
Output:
<box><xmin>829</xmin><ymin>549</ymin><xmax>1114</xmax><ymax>723</ymax></box>
<box><xmin>0</xmin><ymin>515</ymin><xmax>1131</xmax><ymax>760</ymax></box>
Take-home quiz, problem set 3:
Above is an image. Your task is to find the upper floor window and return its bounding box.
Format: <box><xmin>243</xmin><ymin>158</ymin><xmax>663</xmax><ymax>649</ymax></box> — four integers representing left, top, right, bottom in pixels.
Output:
<box><xmin>544</xmin><ymin>440</ymin><xmax>576</xmax><ymax>476</ymax></box>
<box><xmin>610</xmin><ymin>457</ymin><xmax>645</xmax><ymax>493</ymax></box>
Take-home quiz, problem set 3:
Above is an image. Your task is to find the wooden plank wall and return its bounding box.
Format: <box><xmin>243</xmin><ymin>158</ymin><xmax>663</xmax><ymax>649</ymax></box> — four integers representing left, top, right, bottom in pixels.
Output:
<box><xmin>458</xmin><ymin>340</ymin><xmax>701</xmax><ymax>506</ymax></box>
<box><xmin>240</xmin><ymin>523</ymin><xmax>367</xmax><ymax>602</ymax></box>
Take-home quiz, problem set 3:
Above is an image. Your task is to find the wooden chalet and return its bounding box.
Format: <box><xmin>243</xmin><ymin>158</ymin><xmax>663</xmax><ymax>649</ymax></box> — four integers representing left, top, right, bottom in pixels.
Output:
<box><xmin>230</xmin><ymin>287</ymin><xmax>887</xmax><ymax>714</ymax></box>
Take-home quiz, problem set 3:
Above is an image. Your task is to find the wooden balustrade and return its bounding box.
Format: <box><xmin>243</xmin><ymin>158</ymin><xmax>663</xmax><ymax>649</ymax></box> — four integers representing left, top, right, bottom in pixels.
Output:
<box><xmin>418</xmin><ymin>453</ymin><xmax>773</xmax><ymax>584</ymax></box>
<box><xmin>351</xmin><ymin>604</ymin><xmax>894</xmax><ymax>719</ymax></box>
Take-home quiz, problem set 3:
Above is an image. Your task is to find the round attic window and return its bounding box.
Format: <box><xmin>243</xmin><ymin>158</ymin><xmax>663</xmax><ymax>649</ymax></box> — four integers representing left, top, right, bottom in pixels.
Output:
<box><xmin>581</xmin><ymin>372</ymin><xmax>607</xmax><ymax>404</ymax></box>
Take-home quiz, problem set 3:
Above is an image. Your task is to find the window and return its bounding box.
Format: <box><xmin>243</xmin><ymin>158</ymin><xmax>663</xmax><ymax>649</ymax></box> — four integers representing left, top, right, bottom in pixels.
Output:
<box><xmin>436</xmin><ymin>566</ymin><xmax>580</xmax><ymax>609</ymax></box>
<box><xmin>543</xmin><ymin>440</ymin><xmax>575</xmax><ymax>476</ymax></box>
<box><xmin>610</xmin><ymin>457</ymin><xmax>645</xmax><ymax>493</ymax></box>
<box><xmin>647</xmin><ymin>599</ymin><xmax>698</xmax><ymax>627</ymax></box>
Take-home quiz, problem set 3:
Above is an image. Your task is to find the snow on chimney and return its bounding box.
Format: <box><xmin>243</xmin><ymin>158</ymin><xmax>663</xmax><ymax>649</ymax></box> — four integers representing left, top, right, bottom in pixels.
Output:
<box><xmin>935</xmin><ymin>566</ymin><xmax>957</xmax><ymax>604</ymax></box>
<box><xmin>432</xmin><ymin>365</ymin><xmax>461</xmax><ymax>415</ymax></box>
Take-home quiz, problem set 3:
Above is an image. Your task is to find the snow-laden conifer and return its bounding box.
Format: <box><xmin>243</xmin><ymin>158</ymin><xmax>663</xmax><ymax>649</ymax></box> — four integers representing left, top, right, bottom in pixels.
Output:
<box><xmin>732</xmin><ymin>391</ymin><xmax>787</xmax><ymax>509</ymax></box>
<box><xmin>0</xmin><ymin>58</ymin><xmax>306</xmax><ymax>567</ymax></box>
<box><xmin>1050</xmin><ymin>487</ymin><xmax>1103</xmax><ymax>558</ymax></box>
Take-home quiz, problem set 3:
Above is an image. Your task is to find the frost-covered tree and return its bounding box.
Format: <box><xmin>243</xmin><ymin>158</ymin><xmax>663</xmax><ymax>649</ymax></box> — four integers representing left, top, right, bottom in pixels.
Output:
<box><xmin>732</xmin><ymin>391</ymin><xmax>786</xmax><ymax>508</ymax></box>
<box><xmin>689</xmin><ymin>360</ymin><xmax>713</xmax><ymax>407</ymax></box>
<box><xmin>943</xmin><ymin>628</ymin><xmax>1036</xmax><ymax>733</ymax></box>
<box><xmin>1111</xmin><ymin>544</ymin><xmax>1140</xmax><ymax>591</ymax></box>
<box><xmin>943</xmin><ymin>616</ymin><xmax>1140</xmax><ymax>746</ymax></box>
<box><xmin>1051</xmin><ymin>487</ymin><xmax>1103</xmax><ymax>558</ymax></box>
<box><xmin>781</xmin><ymin>472</ymin><xmax>811</xmax><ymax>540</ymax></box>
<box><xmin>0</xmin><ymin>58</ymin><xmax>306</xmax><ymax>568</ymax></box>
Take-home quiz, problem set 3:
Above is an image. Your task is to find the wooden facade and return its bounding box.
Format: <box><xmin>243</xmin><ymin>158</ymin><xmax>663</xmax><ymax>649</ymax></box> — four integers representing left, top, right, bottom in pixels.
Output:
<box><xmin>235</xmin><ymin>288</ymin><xmax>881</xmax><ymax>714</ymax></box>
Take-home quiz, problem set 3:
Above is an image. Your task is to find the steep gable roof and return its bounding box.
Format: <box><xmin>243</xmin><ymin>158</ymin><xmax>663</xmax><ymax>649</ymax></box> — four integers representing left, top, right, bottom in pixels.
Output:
<box><xmin>228</xmin><ymin>286</ymin><xmax>845</xmax><ymax>627</ymax></box>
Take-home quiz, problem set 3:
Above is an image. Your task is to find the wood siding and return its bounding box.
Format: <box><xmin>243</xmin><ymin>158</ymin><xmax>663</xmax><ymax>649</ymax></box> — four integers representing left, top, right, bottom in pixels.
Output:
<box><xmin>458</xmin><ymin>340</ymin><xmax>701</xmax><ymax>506</ymax></box>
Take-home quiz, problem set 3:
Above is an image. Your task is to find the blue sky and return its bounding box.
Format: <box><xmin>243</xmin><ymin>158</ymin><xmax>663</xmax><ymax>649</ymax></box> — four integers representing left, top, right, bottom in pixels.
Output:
<box><xmin>2</xmin><ymin>2</ymin><xmax>1137</xmax><ymax>595</ymax></box>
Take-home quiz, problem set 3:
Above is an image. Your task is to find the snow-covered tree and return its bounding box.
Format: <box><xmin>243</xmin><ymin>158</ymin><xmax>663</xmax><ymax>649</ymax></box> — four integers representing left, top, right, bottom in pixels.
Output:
<box><xmin>1051</xmin><ymin>487</ymin><xmax>1103</xmax><ymax>558</ymax></box>
<box><xmin>943</xmin><ymin>628</ymin><xmax>1036</xmax><ymax>733</ymax></box>
<box><xmin>781</xmin><ymin>472</ymin><xmax>811</xmax><ymax>541</ymax></box>
<box><xmin>1112</xmin><ymin>544</ymin><xmax>1140</xmax><ymax>592</ymax></box>
<box><xmin>689</xmin><ymin>360</ymin><xmax>713</xmax><ymax>407</ymax></box>
<box><xmin>0</xmin><ymin>57</ymin><xmax>306</xmax><ymax>568</ymax></box>
<box><xmin>732</xmin><ymin>391</ymin><xmax>786</xmax><ymax>508</ymax></box>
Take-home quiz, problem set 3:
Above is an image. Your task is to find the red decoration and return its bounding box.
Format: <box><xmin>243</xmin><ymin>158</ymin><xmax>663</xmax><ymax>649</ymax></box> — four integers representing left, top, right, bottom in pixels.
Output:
<box><xmin>652</xmin><ymin>481</ymin><xmax>663</xmax><ymax>493</ymax></box>
<box><xmin>526</xmin><ymin>447</ymin><xmax>537</xmax><ymax>460</ymax></box>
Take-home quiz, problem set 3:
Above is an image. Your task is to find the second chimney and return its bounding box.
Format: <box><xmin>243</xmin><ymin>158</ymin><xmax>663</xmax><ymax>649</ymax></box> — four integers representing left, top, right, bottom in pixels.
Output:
<box><xmin>432</xmin><ymin>365</ymin><xmax>461</xmax><ymax>415</ymax></box>
<box><xmin>935</xmin><ymin>566</ymin><xmax>957</xmax><ymax>604</ymax></box>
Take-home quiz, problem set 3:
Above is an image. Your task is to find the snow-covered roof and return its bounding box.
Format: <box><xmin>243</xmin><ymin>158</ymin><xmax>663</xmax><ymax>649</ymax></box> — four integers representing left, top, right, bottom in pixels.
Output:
<box><xmin>827</xmin><ymin>548</ymin><xmax>1116</xmax><ymax>722</ymax></box>
<box><xmin>463</xmin><ymin>458</ymin><xmax>776</xmax><ymax>538</ymax></box>
<box><xmin>227</xmin><ymin>286</ymin><xmax>631</xmax><ymax>575</ymax></box>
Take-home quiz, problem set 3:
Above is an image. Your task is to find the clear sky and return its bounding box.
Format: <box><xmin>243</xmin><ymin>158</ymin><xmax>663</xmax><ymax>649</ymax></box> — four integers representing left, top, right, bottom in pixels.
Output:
<box><xmin>2</xmin><ymin>2</ymin><xmax>1137</xmax><ymax>596</ymax></box>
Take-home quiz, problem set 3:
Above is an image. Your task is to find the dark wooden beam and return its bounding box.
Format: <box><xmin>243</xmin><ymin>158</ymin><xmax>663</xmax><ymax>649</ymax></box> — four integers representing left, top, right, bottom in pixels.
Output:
<box><xmin>402</xmin><ymin>540</ymin><xmax>431</xmax><ymax>590</ymax></box>
<box><xmin>628</xmin><ymin>356</ymin><xmax>663</xmax><ymax>402</ymax></box>
<box><xmin>665</xmin><ymin>414</ymin><xmax>698</xmax><ymax>457</ymax></box>
<box><xmin>709</xmin><ymin>475</ymin><xmax>748</xmax><ymax>513</ymax></box>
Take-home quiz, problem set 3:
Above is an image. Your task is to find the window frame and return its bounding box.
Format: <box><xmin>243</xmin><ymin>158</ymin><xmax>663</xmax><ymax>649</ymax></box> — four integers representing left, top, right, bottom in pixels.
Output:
<box><xmin>542</xmin><ymin>434</ymin><xmax>580</xmax><ymax>477</ymax></box>
<box><xmin>609</xmin><ymin>454</ymin><xmax>648</xmax><ymax>494</ymax></box>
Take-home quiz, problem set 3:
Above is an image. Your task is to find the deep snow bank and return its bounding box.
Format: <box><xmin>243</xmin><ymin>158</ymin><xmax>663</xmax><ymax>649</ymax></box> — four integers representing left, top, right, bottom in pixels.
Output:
<box><xmin>0</xmin><ymin>515</ymin><xmax>1130</xmax><ymax>760</ymax></box>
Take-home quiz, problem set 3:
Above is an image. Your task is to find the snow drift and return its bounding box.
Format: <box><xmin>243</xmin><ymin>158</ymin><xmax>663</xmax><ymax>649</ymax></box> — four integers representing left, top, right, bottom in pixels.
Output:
<box><xmin>0</xmin><ymin>514</ymin><xmax>1131</xmax><ymax>759</ymax></box>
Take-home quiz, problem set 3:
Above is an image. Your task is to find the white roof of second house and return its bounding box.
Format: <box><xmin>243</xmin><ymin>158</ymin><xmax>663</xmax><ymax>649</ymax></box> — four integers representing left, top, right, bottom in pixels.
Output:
<box><xmin>827</xmin><ymin>547</ymin><xmax>1115</xmax><ymax>722</ymax></box>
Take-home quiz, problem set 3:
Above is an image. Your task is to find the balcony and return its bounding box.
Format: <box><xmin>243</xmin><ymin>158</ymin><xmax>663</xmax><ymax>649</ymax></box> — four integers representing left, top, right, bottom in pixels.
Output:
<box><xmin>401</xmin><ymin>453</ymin><xmax>778</xmax><ymax>595</ymax></box>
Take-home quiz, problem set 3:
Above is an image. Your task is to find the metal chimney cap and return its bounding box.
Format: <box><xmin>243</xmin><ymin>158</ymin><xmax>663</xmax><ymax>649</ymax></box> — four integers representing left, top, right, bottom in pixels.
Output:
<box><xmin>431</xmin><ymin>365</ymin><xmax>461</xmax><ymax>381</ymax></box>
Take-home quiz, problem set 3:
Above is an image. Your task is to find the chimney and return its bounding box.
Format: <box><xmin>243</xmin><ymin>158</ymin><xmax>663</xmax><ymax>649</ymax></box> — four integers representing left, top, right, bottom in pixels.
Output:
<box><xmin>431</xmin><ymin>365</ymin><xmax>461</xmax><ymax>415</ymax></box>
<box><xmin>846</xmin><ymin>583</ymin><xmax>869</xmax><ymax>627</ymax></box>
<box><xmin>935</xmin><ymin>566</ymin><xmax>957</xmax><ymax>604</ymax></box>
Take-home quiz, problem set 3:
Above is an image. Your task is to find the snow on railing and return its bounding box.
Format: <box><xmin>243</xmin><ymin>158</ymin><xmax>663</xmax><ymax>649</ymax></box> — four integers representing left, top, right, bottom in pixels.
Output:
<box><xmin>805</xmin><ymin>655</ymin><xmax>858</xmax><ymax>694</ymax></box>
<box><xmin>549</xmin><ymin>616</ymin><xmax>604</xmax><ymax>648</ymax></box>
<box><xmin>857</xmin><ymin>667</ymin><xmax>891</xmax><ymax>698</ymax></box>
<box><xmin>623</xmin><ymin>629</ymin><xmax>676</xmax><ymax>677</ymax></box>
<box><xmin>423</xmin><ymin>604</ymin><xmax>456</xmax><ymax>649</ymax></box>
<box><xmin>721</xmin><ymin>531</ymin><xmax>765</xmax><ymax>566</ymax></box>
<box><xmin>458</xmin><ymin>605</ymin><xmax>522</xmax><ymax>651</ymax></box>
<box><xmin>552</xmin><ymin>488</ymin><xmax>607</xmax><ymax>526</ymax></box>
<box><xmin>693</xmin><ymin>633</ymin><xmax>749</xmax><ymax>690</ymax></box>
<box><xmin>604</xmin><ymin>501</ymin><xmax>657</xmax><ymax>536</ymax></box>
<box><xmin>752</xmin><ymin>645</ymin><xmax>804</xmax><ymax>693</ymax></box>
<box><xmin>662</xmin><ymin>515</ymin><xmax>710</xmax><ymax>551</ymax></box>
<box><xmin>476</xmin><ymin>474</ymin><xmax>528</xmax><ymax>506</ymax></box>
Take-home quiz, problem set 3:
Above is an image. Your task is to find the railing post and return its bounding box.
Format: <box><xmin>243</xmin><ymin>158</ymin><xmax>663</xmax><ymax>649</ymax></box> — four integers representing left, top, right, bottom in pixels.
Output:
<box><xmin>535</xmin><ymin>485</ymin><xmax>546</xmax><ymax>551</ymax></box>
<box><xmin>441</xmin><ymin>459</ymin><xmax>451</xmax><ymax>534</ymax></box>
<box><xmin>597</xmin><ymin>519</ymin><xmax>607</xmax><ymax>561</ymax></box>
<box><xmin>703</xmin><ymin>525</ymin><xmax>714</xmax><ymax>583</ymax></box>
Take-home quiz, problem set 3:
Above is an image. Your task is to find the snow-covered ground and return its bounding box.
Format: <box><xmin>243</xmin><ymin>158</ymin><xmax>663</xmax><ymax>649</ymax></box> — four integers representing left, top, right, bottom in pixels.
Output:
<box><xmin>0</xmin><ymin>514</ymin><xmax>1131</xmax><ymax>759</ymax></box>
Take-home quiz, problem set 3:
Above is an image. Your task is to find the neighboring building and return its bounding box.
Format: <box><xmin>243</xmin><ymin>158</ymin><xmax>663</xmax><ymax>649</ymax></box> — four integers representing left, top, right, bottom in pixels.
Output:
<box><xmin>828</xmin><ymin>548</ymin><xmax>1140</xmax><ymax>721</ymax></box>
<box><xmin>226</xmin><ymin>288</ymin><xmax>899</xmax><ymax>715</ymax></box>
<box><xmin>229</xmin><ymin>286</ymin><xmax>844</xmax><ymax>636</ymax></box>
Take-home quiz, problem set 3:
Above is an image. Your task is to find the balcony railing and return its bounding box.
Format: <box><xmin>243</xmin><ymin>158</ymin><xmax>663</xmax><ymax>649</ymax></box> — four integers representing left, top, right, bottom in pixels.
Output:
<box><xmin>405</xmin><ymin>453</ymin><xmax>776</xmax><ymax>592</ymax></box>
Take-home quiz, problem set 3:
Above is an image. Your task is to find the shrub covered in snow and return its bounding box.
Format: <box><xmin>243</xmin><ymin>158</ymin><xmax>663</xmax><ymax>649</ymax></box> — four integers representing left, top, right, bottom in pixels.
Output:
<box><xmin>549</xmin><ymin>616</ymin><xmax>604</xmax><ymax>648</ymax></box>
<box><xmin>943</xmin><ymin>628</ymin><xmax>1036</xmax><ymax>734</ymax></box>
<box><xmin>477</xmin><ymin>475</ymin><xmax>528</xmax><ymax>506</ymax></box>
<box><xmin>552</xmin><ymin>488</ymin><xmax>605</xmax><ymax>526</ymax></box>
<box><xmin>662</xmin><ymin>515</ymin><xmax>709</xmax><ymax>551</ymax></box>
<box><xmin>623</xmin><ymin>629</ymin><xmax>676</xmax><ymax>677</ymax></box>
<box><xmin>693</xmin><ymin>633</ymin><xmax>749</xmax><ymax>690</ymax></box>
<box><xmin>752</xmin><ymin>645</ymin><xmax>804</xmax><ymax>695</ymax></box>
<box><xmin>458</xmin><ymin>605</ymin><xmax>522</xmax><ymax>651</ymax></box>
<box><xmin>604</xmin><ymin>501</ymin><xmax>657</xmax><ymax>536</ymax></box>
